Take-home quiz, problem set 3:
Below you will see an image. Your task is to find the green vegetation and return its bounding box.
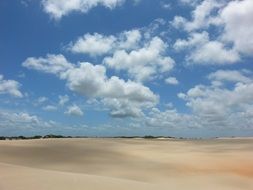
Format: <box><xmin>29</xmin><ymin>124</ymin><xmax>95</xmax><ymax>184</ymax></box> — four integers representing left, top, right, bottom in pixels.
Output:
<box><xmin>0</xmin><ymin>135</ymin><xmax>177</xmax><ymax>140</ymax></box>
<box><xmin>0</xmin><ymin>135</ymin><xmax>72</xmax><ymax>140</ymax></box>
<box><xmin>43</xmin><ymin>134</ymin><xmax>65</xmax><ymax>139</ymax></box>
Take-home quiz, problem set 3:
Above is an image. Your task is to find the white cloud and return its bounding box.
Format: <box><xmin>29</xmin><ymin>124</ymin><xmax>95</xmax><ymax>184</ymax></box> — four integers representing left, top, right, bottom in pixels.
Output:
<box><xmin>174</xmin><ymin>31</ymin><xmax>209</xmax><ymax>50</ymax></box>
<box><xmin>145</xmin><ymin>105</ymin><xmax>253</xmax><ymax>131</ymax></box>
<box><xmin>23</xmin><ymin>54</ymin><xmax>158</xmax><ymax>118</ymax></box>
<box><xmin>208</xmin><ymin>70</ymin><xmax>252</xmax><ymax>84</ymax></box>
<box><xmin>179</xmin><ymin>0</ymin><xmax>200</xmax><ymax>6</ymax></box>
<box><xmin>33</xmin><ymin>97</ymin><xmax>48</xmax><ymax>107</ymax></box>
<box><xmin>220</xmin><ymin>0</ymin><xmax>253</xmax><ymax>55</ymax></box>
<box><xmin>104</xmin><ymin>37</ymin><xmax>175</xmax><ymax>82</ymax></box>
<box><xmin>37</xmin><ymin>96</ymin><xmax>48</xmax><ymax>104</ymax></box>
<box><xmin>174</xmin><ymin>32</ymin><xmax>240</xmax><ymax>65</ymax></box>
<box><xmin>160</xmin><ymin>2</ymin><xmax>171</xmax><ymax>9</ymax></box>
<box><xmin>69</xmin><ymin>27</ymin><xmax>173</xmax><ymax>82</ymax></box>
<box><xmin>0</xmin><ymin>75</ymin><xmax>23</xmax><ymax>98</ymax></box>
<box><xmin>143</xmin><ymin>70</ymin><xmax>253</xmax><ymax>131</ymax></box>
<box><xmin>65</xmin><ymin>104</ymin><xmax>84</xmax><ymax>116</ymax></box>
<box><xmin>42</xmin><ymin>0</ymin><xmax>125</xmax><ymax>20</ymax></box>
<box><xmin>102</xmin><ymin>96</ymin><xmax>155</xmax><ymax>118</ymax></box>
<box><xmin>165</xmin><ymin>77</ymin><xmax>179</xmax><ymax>85</ymax></box>
<box><xmin>172</xmin><ymin>0</ymin><xmax>253</xmax><ymax>62</ymax></box>
<box><xmin>145</xmin><ymin>108</ymin><xmax>196</xmax><ymax>129</ymax></box>
<box><xmin>62</xmin><ymin>62</ymin><xmax>158</xmax><ymax>117</ymax></box>
<box><xmin>69</xmin><ymin>29</ymin><xmax>142</xmax><ymax>56</ymax></box>
<box><xmin>63</xmin><ymin>63</ymin><xmax>157</xmax><ymax>101</ymax></box>
<box><xmin>142</xmin><ymin>18</ymin><xmax>167</xmax><ymax>39</ymax></box>
<box><xmin>23</xmin><ymin>54</ymin><xmax>73</xmax><ymax>75</ymax></box>
<box><xmin>0</xmin><ymin>111</ymin><xmax>56</xmax><ymax>129</ymax></box>
<box><xmin>171</xmin><ymin>16</ymin><xmax>187</xmax><ymax>29</ymax></box>
<box><xmin>187</xmin><ymin>41</ymin><xmax>240</xmax><ymax>64</ymax></box>
<box><xmin>61</xmin><ymin>62</ymin><xmax>106</xmax><ymax>97</ymax></box>
<box><xmin>117</xmin><ymin>29</ymin><xmax>142</xmax><ymax>50</ymax></box>
<box><xmin>172</xmin><ymin>0</ymin><xmax>223</xmax><ymax>31</ymax></box>
<box><xmin>177</xmin><ymin>71</ymin><xmax>253</xmax><ymax>128</ymax></box>
<box><xmin>59</xmin><ymin>95</ymin><xmax>69</xmax><ymax>106</ymax></box>
<box><xmin>15</xmin><ymin>112</ymin><xmax>39</xmax><ymax>124</ymax></box>
<box><xmin>42</xmin><ymin>105</ymin><xmax>58</xmax><ymax>111</ymax></box>
<box><xmin>69</xmin><ymin>28</ymin><xmax>174</xmax><ymax>82</ymax></box>
<box><xmin>70</xmin><ymin>33</ymin><xmax>116</xmax><ymax>56</ymax></box>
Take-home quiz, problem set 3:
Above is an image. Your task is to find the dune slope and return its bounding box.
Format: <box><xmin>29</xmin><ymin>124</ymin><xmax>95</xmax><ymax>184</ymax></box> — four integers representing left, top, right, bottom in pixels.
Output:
<box><xmin>0</xmin><ymin>138</ymin><xmax>252</xmax><ymax>190</ymax></box>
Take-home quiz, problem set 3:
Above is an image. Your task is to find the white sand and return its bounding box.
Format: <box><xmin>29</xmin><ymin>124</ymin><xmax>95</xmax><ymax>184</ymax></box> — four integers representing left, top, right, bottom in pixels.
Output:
<box><xmin>0</xmin><ymin>138</ymin><xmax>252</xmax><ymax>190</ymax></box>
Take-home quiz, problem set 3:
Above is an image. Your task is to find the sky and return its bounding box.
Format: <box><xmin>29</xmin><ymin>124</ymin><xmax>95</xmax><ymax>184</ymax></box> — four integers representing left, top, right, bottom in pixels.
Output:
<box><xmin>0</xmin><ymin>0</ymin><xmax>253</xmax><ymax>137</ymax></box>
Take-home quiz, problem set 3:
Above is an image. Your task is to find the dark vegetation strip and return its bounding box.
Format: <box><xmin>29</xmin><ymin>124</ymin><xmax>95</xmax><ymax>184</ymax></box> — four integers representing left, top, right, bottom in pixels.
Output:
<box><xmin>0</xmin><ymin>135</ymin><xmax>178</xmax><ymax>140</ymax></box>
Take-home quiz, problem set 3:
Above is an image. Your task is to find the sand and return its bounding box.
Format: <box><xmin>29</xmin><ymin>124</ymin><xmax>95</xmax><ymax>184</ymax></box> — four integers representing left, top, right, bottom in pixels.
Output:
<box><xmin>0</xmin><ymin>138</ymin><xmax>252</xmax><ymax>190</ymax></box>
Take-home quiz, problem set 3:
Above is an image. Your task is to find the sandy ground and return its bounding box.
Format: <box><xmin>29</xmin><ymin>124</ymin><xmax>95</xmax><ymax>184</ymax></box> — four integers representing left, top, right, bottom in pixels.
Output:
<box><xmin>0</xmin><ymin>138</ymin><xmax>252</xmax><ymax>190</ymax></box>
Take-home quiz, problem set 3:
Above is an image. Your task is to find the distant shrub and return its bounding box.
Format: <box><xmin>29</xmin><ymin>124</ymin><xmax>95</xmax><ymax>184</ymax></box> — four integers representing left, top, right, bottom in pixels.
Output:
<box><xmin>144</xmin><ymin>135</ymin><xmax>156</xmax><ymax>139</ymax></box>
<box><xmin>18</xmin><ymin>136</ymin><xmax>26</xmax><ymax>139</ymax></box>
<box><xmin>43</xmin><ymin>134</ymin><xmax>65</xmax><ymax>139</ymax></box>
<box><xmin>31</xmin><ymin>135</ymin><xmax>42</xmax><ymax>139</ymax></box>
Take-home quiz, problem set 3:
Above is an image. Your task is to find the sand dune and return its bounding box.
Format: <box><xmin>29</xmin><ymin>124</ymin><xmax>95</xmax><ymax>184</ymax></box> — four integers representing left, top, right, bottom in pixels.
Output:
<box><xmin>0</xmin><ymin>138</ymin><xmax>253</xmax><ymax>190</ymax></box>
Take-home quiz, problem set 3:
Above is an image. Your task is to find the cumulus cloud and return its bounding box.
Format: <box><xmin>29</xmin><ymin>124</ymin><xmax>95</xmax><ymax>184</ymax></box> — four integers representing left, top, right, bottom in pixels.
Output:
<box><xmin>69</xmin><ymin>28</ymin><xmax>173</xmax><ymax>82</ymax></box>
<box><xmin>69</xmin><ymin>33</ymin><xmax>116</xmax><ymax>56</ymax></box>
<box><xmin>62</xmin><ymin>62</ymin><xmax>158</xmax><ymax>117</ymax></box>
<box><xmin>177</xmin><ymin>70</ymin><xmax>253</xmax><ymax>129</ymax></box>
<box><xmin>145</xmin><ymin>108</ymin><xmax>197</xmax><ymax>129</ymax></box>
<box><xmin>179</xmin><ymin>0</ymin><xmax>200</xmax><ymax>6</ymax></box>
<box><xmin>65</xmin><ymin>104</ymin><xmax>84</xmax><ymax>116</ymax></box>
<box><xmin>171</xmin><ymin>0</ymin><xmax>223</xmax><ymax>31</ymax></box>
<box><xmin>0</xmin><ymin>111</ymin><xmax>55</xmax><ymax>129</ymax></box>
<box><xmin>42</xmin><ymin>105</ymin><xmax>58</xmax><ymax>111</ymax></box>
<box><xmin>23</xmin><ymin>54</ymin><xmax>158</xmax><ymax>117</ymax></box>
<box><xmin>187</xmin><ymin>41</ymin><xmax>239</xmax><ymax>64</ymax></box>
<box><xmin>208</xmin><ymin>70</ymin><xmax>252</xmax><ymax>84</ymax></box>
<box><xmin>143</xmin><ymin>70</ymin><xmax>253</xmax><ymax>131</ymax></box>
<box><xmin>174</xmin><ymin>32</ymin><xmax>240</xmax><ymax>64</ymax></box>
<box><xmin>22</xmin><ymin>54</ymin><xmax>73</xmax><ymax>75</ymax></box>
<box><xmin>42</xmin><ymin>0</ymin><xmax>125</xmax><ymax>20</ymax></box>
<box><xmin>58</xmin><ymin>95</ymin><xmax>69</xmax><ymax>106</ymax></box>
<box><xmin>172</xmin><ymin>0</ymin><xmax>253</xmax><ymax>64</ymax></box>
<box><xmin>37</xmin><ymin>96</ymin><xmax>48</xmax><ymax>104</ymax></box>
<box><xmin>0</xmin><ymin>75</ymin><xmax>23</xmax><ymax>98</ymax></box>
<box><xmin>118</xmin><ymin>29</ymin><xmax>142</xmax><ymax>50</ymax></box>
<box><xmin>33</xmin><ymin>97</ymin><xmax>49</xmax><ymax>107</ymax></box>
<box><xmin>160</xmin><ymin>2</ymin><xmax>171</xmax><ymax>10</ymax></box>
<box><xmin>22</xmin><ymin>25</ymin><xmax>168</xmax><ymax>117</ymax></box>
<box><xmin>69</xmin><ymin>29</ymin><xmax>142</xmax><ymax>56</ymax></box>
<box><xmin>104</xmin><ymin>37</ymin><xmax>174</xmax><ymax>82</ymax></box>
<box><xmin>165</xmin><ymin>77</ymin><xmax>179</xmax><ymax>85</ymax></box>
<box><xmin>220</xmin><ymin>0</ymin><xmax>253</xmax><ymax>55</ymax></box>
<box><xmin>15</xmin><ymin>112</ymin><xmax>39</xmax><ymax>124</ymax></box>
<box><xmin>103</xmin><ymin>98</ymin><xmax>145</xmax><ymax>118</ymax></box>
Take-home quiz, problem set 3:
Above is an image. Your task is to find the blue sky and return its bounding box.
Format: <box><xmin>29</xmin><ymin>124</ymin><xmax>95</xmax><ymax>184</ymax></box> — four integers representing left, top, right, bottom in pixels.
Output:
<box><xmin>0</xmin><ymin>0</ymin><xmax>253</xmax><ymax>137</ymax></box>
